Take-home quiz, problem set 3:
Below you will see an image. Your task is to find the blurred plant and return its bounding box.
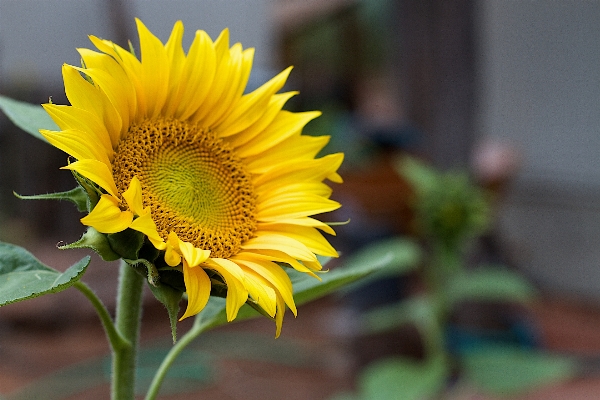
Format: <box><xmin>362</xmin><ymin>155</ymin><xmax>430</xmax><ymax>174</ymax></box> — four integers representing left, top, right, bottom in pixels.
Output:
<box><xmin>330</xmin><ymin>156</ymin><xmax>577</xmax><ymax>400</ymax></box>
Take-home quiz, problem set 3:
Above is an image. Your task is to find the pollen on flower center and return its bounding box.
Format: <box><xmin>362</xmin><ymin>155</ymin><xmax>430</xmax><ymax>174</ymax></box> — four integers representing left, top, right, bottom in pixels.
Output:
<box><xmin>112</xmin><ymin>118</ymin><xmax>257</xmax><ymax>258</ymax></box>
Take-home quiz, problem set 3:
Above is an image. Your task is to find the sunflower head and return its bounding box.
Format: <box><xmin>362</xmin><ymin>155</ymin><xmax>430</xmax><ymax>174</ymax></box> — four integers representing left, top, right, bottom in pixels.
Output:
<box><xmin>43</xmin><ymin>19</ymin><xmax>343</xmax><ymax>336</ymax></box>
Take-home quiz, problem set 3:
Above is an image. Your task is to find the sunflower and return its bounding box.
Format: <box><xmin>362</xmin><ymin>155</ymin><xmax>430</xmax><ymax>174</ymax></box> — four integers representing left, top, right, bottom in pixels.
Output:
<box><xmin>41</xmin><ymin>19</ymin><xmax>343</xmax><ymax>336</ymax></box>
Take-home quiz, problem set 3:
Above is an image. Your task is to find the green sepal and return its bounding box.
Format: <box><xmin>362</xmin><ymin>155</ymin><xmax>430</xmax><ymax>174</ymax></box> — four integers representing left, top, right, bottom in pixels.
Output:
<box><xmin>107</xmin><ymin>229</ymin><xmax>145</xmax><ymax>260</ymax></box>
<box><xmin>0</xmin><ymin>241</ymin><xmax>90</xmax><ymax>306</ymax></box>
<box><xmin>14</xmin><ymin>186</ymin><xmax>89</xmax><ymax>213</ymax></box>
<box><xmin>60</xmin><ymin>227</ymin><xmax>120</xmax><ymax>261</ymax></box>
<box><xmin>125</xmin><ymin>258</ymin><xmax>160</xmax><ymax>286</ymax></box>
<box><xmin>126</xmin><ymin>259</ymin><xmax>185</xmax><ymax>343</ymax></box>
<box><xmin>147</xmin><ymin>281</ymin><xmax>184</xmax><ymax>343</ymax></box>
<box><xmin>70</xmin><ymin>169</ymin><xmax>101</xmax><ymax>211</ymax></box>
<box><xmin>0</xmin><ymin>95</ymin><xmax>56</xmax><ymax>142</ymax></box>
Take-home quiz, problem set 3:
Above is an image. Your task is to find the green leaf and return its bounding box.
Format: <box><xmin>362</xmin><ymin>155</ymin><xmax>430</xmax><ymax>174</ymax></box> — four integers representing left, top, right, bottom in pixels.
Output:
<box><xmin>359</xmin><ymin>355</ymin><xmax>449</xmax><ymax>400</ymax></box>
<box><xmin>394</xmin><ymin>155</ymin><xmax>438</xmax><ymax>194</ymax></box>
<box><xmin>0</xmin><ymin>95</ymin><xmax>56</xmax><ymax>141</ymax></box>
<box><xmin>445</xmin><ymin>266</ymin><xmax>538</xmax><ymax>307</ymax></box>
<box><xmin>0</xmin><ymin>242</ymin><xmax>90</xmax><ymax>306</ymax></box>
<box><xmin>292</xmin><ymin>237</ymin><xmax>421</xmax><ymax>304</ymax></box>
<box><xmin>361</xmin><ymin>295</ymin><xmax>439</xmax><ymax>335</ymax></box>
<box><xmin>14</xmin><ymin>186</ymin><xmax>89</xmax><ymax>212</ymax></box>
<box><xmin>60</xmin><ymin>227</ymin><xmax>120</xmax><ymax>261</ymax></box>
<box><xmin>461</xmin><ymin>344</ymin><xmax>577</xmax><ymax>395</ymax></box>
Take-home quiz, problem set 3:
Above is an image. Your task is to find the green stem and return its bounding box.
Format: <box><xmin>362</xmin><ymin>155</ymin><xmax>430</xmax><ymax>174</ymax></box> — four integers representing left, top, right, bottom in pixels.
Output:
<box><xmin>144</xmin><ymin>321</ymin><xmax>203</xmax><ymax>400</ymax></box>
<box><xmin>112</xmin><ymin>261</ymin><xmax>145</xmax><ymax>400</ymax></box>
<box><xmin>74</xmin><ymin>281</ymin><xmax>127</xmax><ymax>351</ymax></box>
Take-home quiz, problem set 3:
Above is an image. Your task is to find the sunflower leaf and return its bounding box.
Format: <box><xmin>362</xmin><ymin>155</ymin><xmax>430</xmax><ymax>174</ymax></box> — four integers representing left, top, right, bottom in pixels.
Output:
<box><xmin>0</xmin><ymin>241</ymin><xmax>90</xmax><ymax>306</ymax></box>
<box><xmin>14</xmin><ymin>186</ymin><xmax>89</xmax><ymax>212</ymax></box>
<box><xmin>0</xmin><ymin>95</ymin><xmax>56</xmax><ymax>142</ymax></box>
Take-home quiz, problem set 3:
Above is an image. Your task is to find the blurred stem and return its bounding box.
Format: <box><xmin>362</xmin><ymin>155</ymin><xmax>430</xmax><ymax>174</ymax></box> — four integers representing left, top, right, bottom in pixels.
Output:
<box><xmin>112</xmin><ymin>261</ymin><xmax>144</xmax><ymax>400</ymax></box>
<box><xmin>144</xmin><ymin>315</ymin><xmax>206</xmax><ymax>399</ymax></box>
<box><xmin>427</xmin><ymin>244</ymin><xmax>462</xmax><ymax>295</ymax></box>
<box><xmin>74</xmin><ymin>281</ymin><xmax>126</xmax><ymax>352</ymax></box>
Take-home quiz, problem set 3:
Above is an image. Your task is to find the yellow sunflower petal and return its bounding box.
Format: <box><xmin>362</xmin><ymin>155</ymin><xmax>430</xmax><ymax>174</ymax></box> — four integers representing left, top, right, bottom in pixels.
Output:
<box><xmin>259</xmin><ymin>217</ymin><xmax>336</xmax><ymax>236</ymax></box>
<box><xmin>216</xmin><ymin>66</ymin><xmax>293</xmax><ymax>138</ymax></box>
<box><xmin>129</xmin><ymin>213</ymin><xmax>165</xmax><ymax>250</ymax></box>
<box><xmin>76</xmin><ymin>49</ymin><xmax>136</xmax><ymax>136</ymax></box>
<box><xmin>163</xmin><ymin>20</ymin><xmax>186</xmax><ymax>116</ymax></box>
<box><xmin>179</xmin><ymin>264</ymin><xmax>211</xmax><ymax>320</ymax></box>
<box><xmin>228</xmin><ymin>91</ymin><xmax>297</xmax><ymax>148</ymax></box>
<box><xmin>253</xmin><ymin>153</ymin><xmax>344</xmax><ymax>195</ymax></box>
<box><xmin>257</xmin><ymin>182</ymin><xmax>333</xmax><ymax>203</ymax></box>
<box><xmin>43</xmin><ymin>104</ymin><xmax>113</xmax><ymax>153</ymax></box>
<box><xmin>242</xmin><ymin>233</ymin><xmax>318</xmax><ymax>263</ymax></box>
<box><xmin>41</xmin><ymin>128</ymin><xmax>112</xmax><ymax>166</ymax></box>
<box><xmin>245</xmin><ymin>134</ymin><xmax>330</xmax><ymax>175</ymax></box>
<box><xmin>257</xmin><ymin>193</ymin><xmax>341</xmax><ymax>221</ymax></box>
<box><xmin>62</xmin><ymin>64</ymin><xmax>122</xmax><ymax>147</ymax></box>
<box><xmin>136</xmin><ymin>18</ymin><xmax>170</xmax><ymax>118</ymax></box>
<box><xmin>206</xmin><ymin>258</ymin><xmax>249</xmax><ymax>321</ymax></box>
<box><xmin>258</xmin><ymin>224</ymin><xmax>339</xmax><ymax>258</ymax></box>
<box><xmin>242</xmin><ymin>249</ymin><xmax>321</xmax><ymax>278</ymax></box>
<box><xmin>274</xmin><ymin>294</ymin><xmax>286</xmax><ymax>338</ymax></box>
<box><xmin>179</xmin><ymin>240</ymin><xmax>211</xmax><ymax>267</ymax></box>
<box><xmin>88</xmin><ymin>36</ymin><xmax>144</xmax><ymax>119</ymax></box>
<box><xmin>233</xmin><ymin>255</ymin><xmax>297</xmax><ymax>316</ymax></box>
<box><xmin>173</xmin><ymin>29</ymin><xmax>217</xmax><ymax>120</ymax></box>
<box><xmin>61</xmin><ymin>159</ymin><xmax>118</xmax><ymax>198</ymax></box>
<box><xmin>80</xmin><ymin>194</ymin><xmax>133</xmax><ymax>233</ymax></box>
<box><xmin>243</xmin><ymin>271</ymin><xmax>277</xmax><ymax>318</ymax></box>
<box><xmin>122</xmin><ymin>176</ymin><xmax>144</xmax><ymax>215</ymax></box>
<box><xmin>236</xmin><ymin>110</ymin><xmax>321</xmax><ymax>158</ymax></box>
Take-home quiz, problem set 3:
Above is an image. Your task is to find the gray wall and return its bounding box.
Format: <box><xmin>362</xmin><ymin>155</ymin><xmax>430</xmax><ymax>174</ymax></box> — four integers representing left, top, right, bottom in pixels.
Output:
<box><xmin>0</xmin><ymin>0</ymin><xmax>273</xmax><ymax>90</ymax></box>
<box><xmin>477</xmin><ymin>1</ymin><xmax>600</xmax><ymax>298</ymax></box>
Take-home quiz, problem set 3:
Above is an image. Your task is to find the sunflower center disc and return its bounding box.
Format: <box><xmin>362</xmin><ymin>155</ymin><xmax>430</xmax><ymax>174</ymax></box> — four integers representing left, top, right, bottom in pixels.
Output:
<box><xmin>112</xmin><ymin>118</ymin><xmax>257</xmax><ymax>258</ymax></box>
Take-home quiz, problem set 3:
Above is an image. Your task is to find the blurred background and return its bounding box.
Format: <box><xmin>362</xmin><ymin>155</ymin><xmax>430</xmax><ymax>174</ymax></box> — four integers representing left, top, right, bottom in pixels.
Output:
<box><xmin>2</xmin><ymin>0</ymin><xmax>600</xmax><ymax>399</ymax></box>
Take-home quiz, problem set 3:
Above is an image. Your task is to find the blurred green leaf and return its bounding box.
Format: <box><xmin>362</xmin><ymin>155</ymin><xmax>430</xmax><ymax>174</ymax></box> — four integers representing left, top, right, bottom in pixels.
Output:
<box><xmin>0</xmin><ymin>242</ymin><xmax>90</xmax><ymax>306</ymax></box>
<box><xmin>359</xmin><ymin>355</ymin><xmax>449</xmax><ymax>400</ymax></box>
<box><xmin>395</xmin><ymin>155</ymin><xmax>438</xmax><ymax>194</ymax></box>
<box><xmin>293</xmin><ymin>237</ymin><xmax>421</xmax><ymax>302</ymax></box>
<box><xmin>361</xmin><ymin>295</ymin><xmax>438</xmax><ymax>335</ymax></box>
<box><xmin>0</xmin><ymin>95</ymin><xmax>55</xmax><ymax>141</ymax></box>
<box><xmin>461</xmin><ymin>344</ymin><xmax>577</xmax><ymax>395</ymax></box>
<box><xmin>329</xmin><ymin>394</ymin><xmax>360</xmax><ymax>400</ymax></box>
<box><xmin>445</xmin><ymin>266</ymin><xmax>538</xmax><ymax>306</ymax></box>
